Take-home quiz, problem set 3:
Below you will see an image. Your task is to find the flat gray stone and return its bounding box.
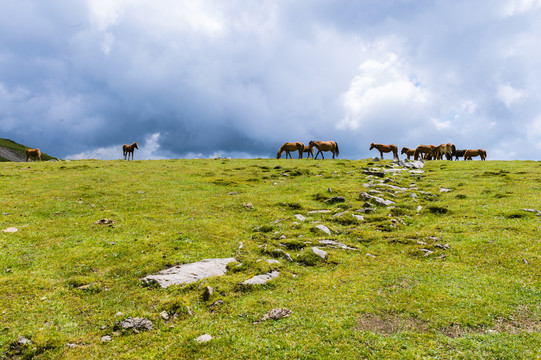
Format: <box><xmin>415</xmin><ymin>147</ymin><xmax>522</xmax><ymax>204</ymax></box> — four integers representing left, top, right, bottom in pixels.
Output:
<box><xmin>295</xmin><ymin>214</ymin><xmax>307</xmax><ymax>221</ymax></box>
<box><xmin>140</xmin><ymin>258</ymin><xmax>237</xmax><ymax>288</ymax></box>
<box><xmin>315</xmin><ymin>224</ymin><xmax>331</xmax><ymax>234</ymax></box>
<box><xmin>311</xmin><ymin>247</ymin><xmax>327</xmax><ymax>259</ymax></box>
<box><xmin>195</xmin><ymin>334</ymin><xmax>213</xmax><ymax>343</ymax></box>
<box><xmin>2</xmin><ymin>227</ymin><xmax>18</xmax><ymax>233</ymax></box>
<box><xmin>242</xmin><ymin>271</ymin><xmax>279</xmax><ymax>285</ymax></box>
<box><xmin>319</xmin><ymin>240</ymin><xmax>357</xmax><ymax>250</ymax></box>
<box><xmin>359</xmin><ymin>192</ymin><xmax>395</xmax><ymax>206</ymax></box>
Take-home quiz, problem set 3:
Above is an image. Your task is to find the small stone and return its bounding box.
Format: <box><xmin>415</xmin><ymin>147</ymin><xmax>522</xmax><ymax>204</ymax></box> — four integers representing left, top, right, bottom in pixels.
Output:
<box><xmin>2</xmin><ymin>227</ymin><xmax>18</xmax><ymax>233</ymax></box>
<box><xmin>18</xmin><ymin>336</ymin><xmax>31</xmax><ymax>345</ymax></box>
<box><xmin>160</xmin><ymin>311</ymin><xmax>170</xmax><ymax>320</ymax></box>
<box><xmin>66</xmin><ymin>343</ymin><xmax>78</xmax><ymax>348</ymax></box>
<box><xmin>254</xmin><ymin>308</ymin><xmax>292</xmax><ymax>324</ymax></box>
<box><xmin>266</xmin><ymin>259</ymin><xmax>280</xmax><ymax>264</ymax></box>
<box><xmin>315</xmin><ymin>224</ymin><xmax>331</xmax><ymax>235</ymax></box>
<box><xmin>203</xmin><ymin>286</ymin><xmax>214</xmax><ymax>301</ymax></box>
<box><xmin>311</xmin><ymin>247</ymin><xmax>327</xmax><ymax>259</ymax></box>
<box><xmin>242</xmin><ymin>271</ymin><xmax>279</xmax><ymax>285</ymax></box>
<box><xmin>523</xmin><ymin>259</ymin><xmax>529</xmax><ymax>264</ymax></box>
<box><xmin>101</xmin><ymin>335</ymin><xmax>112</xmax><ymax>342</ymax></box>
<box><xmin>115</xmin><ymin>312</ymin><xmax>124</xmax><ymax>317</ymax></box>
<box><xmin>366</xmin><ymin>253</ymin><xmax>376</xmax><ymax>258</ymax></box>
<box><xmin>195</xmin><ymin>334</ymin><xmax>213</xmax><ymax>343</ymax></box>
<box><xmin>352</xmin><ymin>214</ymin><xmax>364</xmax><ymax>221</ymax></box>
<box><xmin>243</xmin><ymin>203</ymin><xmax>254</xmax><ymax>209</ymax></box>
<box><xmin>439</xmin><ymin>188</ymin><xmax>452</xmax><ymax>193</ymax></box>
<box><xmin>5</xmin><ymin>268</ymin><xmax>12</xmax><ymax>273</ymax></box>
<box><xmin>295</xmin><ymin>214</ymin><xmax>306</xmax><ymax>221</ymax></box>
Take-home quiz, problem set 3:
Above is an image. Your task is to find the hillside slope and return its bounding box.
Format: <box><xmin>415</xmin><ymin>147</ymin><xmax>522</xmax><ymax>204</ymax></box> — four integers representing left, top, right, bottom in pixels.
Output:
<box><xmin>0</xmin><ymin>138</ymin><xmax>57</xmax><ymax>161</ymax></box>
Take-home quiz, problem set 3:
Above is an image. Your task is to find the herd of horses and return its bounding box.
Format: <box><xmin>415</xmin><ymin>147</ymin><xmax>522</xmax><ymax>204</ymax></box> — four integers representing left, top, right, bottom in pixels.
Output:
<box><xmin>370</xmin><ymin>143</ymin><xmax>487</xmax><ymax>161</ymax></box>
<box><xmin>23</xmin><ymin>140</ymin><xmax>486</xmax><ymax>163</ymax></box>
<box><xmin>276</xmin><ymin>141</ymin><xmax>486</xmax><ymax>161</ymax></box>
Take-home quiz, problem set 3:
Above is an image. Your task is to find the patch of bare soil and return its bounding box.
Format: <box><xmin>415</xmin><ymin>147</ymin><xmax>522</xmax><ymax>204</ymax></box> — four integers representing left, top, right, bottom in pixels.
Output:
<box><xmin>356</xmin><ymin>313</ymin><xmax>429</xmax><ymax>336</ymax></box>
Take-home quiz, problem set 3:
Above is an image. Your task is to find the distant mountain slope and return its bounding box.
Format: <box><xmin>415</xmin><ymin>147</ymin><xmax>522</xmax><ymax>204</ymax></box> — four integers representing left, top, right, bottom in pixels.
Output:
<box><xmin>0</xmin><ymin>138</ymin><xmax>58</xmax><ymax>162</ymax></box>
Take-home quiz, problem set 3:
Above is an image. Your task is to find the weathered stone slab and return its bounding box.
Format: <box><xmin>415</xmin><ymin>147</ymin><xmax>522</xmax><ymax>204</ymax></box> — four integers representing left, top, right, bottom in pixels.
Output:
<box><xmin>359</xmin><ymin>192</ymin><xmax>395</xmax><ymax>206</ymax></box>
<box><xmin>315</xmin><ymin>224</ymin><xmax>331</xmax><ymax>235</ymax></box>
<box><xmin>2</xmin><ymin>227</ymin><xmax>18</xmax><ymax>233</ymax></box>
<box><xmin>242</xmin><ymin>271</ymin><xmax>279</xmax><ymax>285</ymax></box>
<box><xmin>295</xmin><ymin>214</ymin><xmax>307</xmax><ymax>221</ymax></box>
<box><xmin>140</xmin><ymin>258</ymin><xmax>237</xmax><ymax>288</ymax></box>
<box><xmin>311</xmin><ymin>247</ymin><xmax>327</xmax><ymax>259</ymax></box>
<box><xmin>319</xmin><ymin>240</ymin><xmax>357</xmax><ymax>250</ymax></box>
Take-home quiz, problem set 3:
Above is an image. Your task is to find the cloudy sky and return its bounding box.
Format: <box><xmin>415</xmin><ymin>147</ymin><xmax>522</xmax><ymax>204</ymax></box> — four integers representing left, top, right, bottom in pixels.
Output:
<box><xmin>1</xmin><ymin>0</ymin><xmax>541</xmax><ymax>160</ymax></box>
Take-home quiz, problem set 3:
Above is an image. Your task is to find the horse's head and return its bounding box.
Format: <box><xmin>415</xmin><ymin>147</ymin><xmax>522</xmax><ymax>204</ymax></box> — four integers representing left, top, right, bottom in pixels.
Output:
<box><xmin>401</xmin><ymin>147</ymin><xmax>407</xmax><ymax>154</ymax></box>
<box><xmin>134</xmin><ymin>142</ymin><xmax>139</xmax><ymax>149</ymax></box>
<box><xmin>369</xmin><ymin>143</ymin><xmax>375</xmax><ymax>150</ymax></box>
<box><xmin>276</xmin><ymin>151</ymin><xmax>281</xmax><ymax>159</ymax></box>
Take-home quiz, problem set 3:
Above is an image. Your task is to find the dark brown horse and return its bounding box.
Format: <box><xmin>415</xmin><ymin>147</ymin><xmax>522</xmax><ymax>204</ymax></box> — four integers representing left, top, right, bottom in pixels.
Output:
<box><xmin>454</xmin><ymin>149</ymin><xmax>466</xmax><ymax>160</ymax></box>
<box><xmin>414</xmin><ymin>145</ymin><xmax>436</xmax><ymax>160</ymax></box>
<box><xmin>302</xmin><ymin>144</ymin><xmax>314</xmax><ymax>159</ymax></box>
<box><xmin>309</xmin><ymin>140</ymin><xmax>339</xmax><ymax>159</ymax></box>
<box><xmin>123</xmin><ymin>142</ymin><xmax>139</xmax><ymax>161</ymax></box>
<box><xmin>25</xmin><ymin>148</ymin><xmax>41</xmax><ymax>162</ymax></box>
<box><xmin>277</xmin><ymin>142</ymin><xmax>304</xmax><ymax>159</ymax></box>
<box><xmin>370</xmin><ymin>143</ymin><xmax>398</xmax><ymax>159</ymax></box>
<box><xmin>464</xmin><ymin>149</ymin><xmax>487</xmax><ymax>161</ymax></box>
<box><xmin>401</xmin><ymin>147</ymin><xmax>415</xmax><ymax>160</ymax></box>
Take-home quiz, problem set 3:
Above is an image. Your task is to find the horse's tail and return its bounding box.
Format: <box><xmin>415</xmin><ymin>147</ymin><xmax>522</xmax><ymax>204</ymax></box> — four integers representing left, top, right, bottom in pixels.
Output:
<box><xmin>334</xmin><ymin>142</ymin><xmax>339</xmax><ymax>157</ymax></box>
<box><xmin>451</xmin><ymin>144</ymin><xmax>456</xmax><ymax>157</ymax></box>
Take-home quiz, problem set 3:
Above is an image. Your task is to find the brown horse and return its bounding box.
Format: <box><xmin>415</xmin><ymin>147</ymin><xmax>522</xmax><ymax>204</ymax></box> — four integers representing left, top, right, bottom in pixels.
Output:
<box><xmin>309</xmin><ymin>140</ymin><xmax>339</xmax><ymax>159</ymax></box>
<box><xmin>464</xmin><ymin>149</ymin><xmax>487</xmax><ymax>161</ymax></box>
<box><xmin>25</xmin><ymin>148</ymin><xmax>41</xmax><ymax>162</ymax></box>
<box><xmin>123</xmin><ymin>142</ymin><xmax>139</xmax><ymax>160</ymax></box>
<box><xmin>369</xmin><ymin>143</ymin><xmax>398</xmax><ymax>159</ymax></box>
<box><xmin>302</xmin><ymin>144</ymin><xmax>314</xmax><ymax>159</ymax></box>
<box><xmin>401</xmin><ymin>147</ymin><xmax>415</xmax><ymax>160</ymax></box>
<box><xmin>277</xmin><ymin>142</ymin><xmax>304</xmax><ymax>159</ymax></box>
<box><xmin>430</xmin><ymin>143</ymin><xmax>455</xmax><ymax>160</ymax></box>
<box><xmin>414</xmin><ymin>145</ymin><xmax>436</xmax><ymax>160</ymax></box>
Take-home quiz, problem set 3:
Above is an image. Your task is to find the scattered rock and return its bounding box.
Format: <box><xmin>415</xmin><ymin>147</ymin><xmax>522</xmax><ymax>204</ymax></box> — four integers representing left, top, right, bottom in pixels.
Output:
<box><xmin>311</xmin><ymin>247</ymin><xmax>327</xmax><ymax>259</ymax></box>
<box><xmin>160</xmin><ymin>311</ymin><xmax>171</xmax><ymax>320</ymax></box>
<box><xmin>101</xmin><ymin>335</ymin><xmax>112</xmax><ymax>342</ymax></box>
<box><xmin>409</xmin><ymin>170</ymin><xmax>424</xmax><ymax>174</ymax></box>
<box><xmin>66</xmin><ymin>343</ymin><xmax>78</xmax><ymax>348</ymax></box>
<box><xmin>315</xmin><ymin>224</ymin><xmax>331</xmax><ymax>235</ymax></box>
<box><xmin>229</xmin><ymin>192</ymin><xmax>238</xmax><ymax>195</ymax></box>
<box><xmin>359</xmin><ymin>192</ymin><xmax>395</xmax><ymax>206</ymax></box>
<box><xmin>435</xmin><ymin>243</ymin><xmax>450</xmax><ymax>250</ymax></box>
<box><xmin>272</xmin><ymin>249</ymin><xmax>293</xmax><ymax>262</ymax></box>
<box><xmin>439</xmin><ymin>188</ymin><xmax>452</xmax><ymax>193</ymax></box>
<box><xmin>243</xmin><ymin>203</ymin><xmax>254</xmax><ymax>209</ymax></box>
<box><xmin>403</xmin><ymin>161</ymin><xmax>424</xmax><ymax>169</ymax></box>
<box><xmin>140</xmin><ymin>258</ymin><xmax>237</xmax><ymax>288</ymax></box>
<box><xmin>352</xmin><ymin>214</ymin><xmax>365</xmax><ymax>221</ymax></box>
<box><xmin>295</xmin><ymin>214</ymin><xmax>307</xmax><ymax>221</ymax></box>
<box><xmin>319</xmin><ymin>240</ymin><xmax>357</xmax><ymax>250</ymax></box>
<box><xmin>523</xmin><ymin>259</ymin><xmax>529</xmax><ymax>264</ymax></box>
<box><xmin>521</xmin><ymin>209</ymin><xmax>541</xmax><ymax>216</ymax></box>
<box><xmin>325</xmin><ymin>196</ymin><xmax>346</xmax><ymax>204</ymax></box>
<box><xmin>307</xmin><ymin>210</ymin><xmax>331</xmax><ymax>214</ymax></box>
<box><xmin>363</xmin><ymin>170</ymin><xmax>385</xmax><ymax>178</ymax></box>
<box><xmin>115</xmin><ymin>317</ymin><xmax>153</xmax><ymax>333</ymax></box>
<box><xmin>115</xmin><ymin>312</ymin><xmax>124</xmax><ymax>317</ymax></box>
<box><xmin>17</xmin><ymin>336</ymin><xmax>31</xmax><ymax>345</ymax></box>
<box><xmin>94</xmin><ymin>219</ymin><xmax>115</xmax><ymax>226</ymax></box>
<box><xmin>242</xmin><ymin>271</ymin><xmax>279</xmax><ymax>285</ymax></box>
<box><xmin>266</xmin><ymin>259</ymin><xmax>280</xmax><ymax>264</ymax></box>
<box><xmin>254</xmin><ymin>308</ymin><xmax>292</xmax><ymax>324</ymax></box>
<box><xmin>419</xmin><ymin>249</ymin><xmax>434</xmax><ymax>256</ymax></box>
<box><xmin>366</xmin><ymin>253</ymin><xmax>376</xmax><ymax>258</ymax></box>
<box><xmin>2</xmin><ymin>227</ymin><xmax>18</xmax><ymax>233</ymax></box>
<box><xmin>195</xmin><ymin>334</ymin><xmax>213</xmax><ymax>343</ymax></box>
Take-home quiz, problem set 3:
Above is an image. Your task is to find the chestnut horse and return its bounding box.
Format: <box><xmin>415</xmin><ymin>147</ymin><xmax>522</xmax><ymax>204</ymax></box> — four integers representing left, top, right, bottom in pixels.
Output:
<box><xmin>370</xmin><ymin>143</ymin><xmax>398</xmax><ymax>159</ymax></box>
<box><xmin>309</xmin><ymin>140</ymin><xmax>339</xmax><ymax>159</ymax></box>
<box><xmin>123</xmin><ymin>142</ymin><xmax>139</xmax><ymax>161</ymax></box>
<box><xmin>277</xmin><ymin>142</ymin><xmax>304</xmax><ymax>159</ymax></box>
<box><xmin>401</xmin><ymin>147</ymin><xmax>415</xmax><ymax>160</ymax></box>
<box><xmin>302</xmin><ymin>144</ymin><xmax>314</xmax><ymax>159</ymax></box>
<box><xmin>464</xmin><ymin>149</ymin><xmax>487</xmax><ymax>161</ymax></box>
<box><xmin>430</xmin><ymin>143</ymin><xmax>456</xmax><ymax>160</ymax></box>
<box><xmin>414</xmin><ymin>145</ymin><xmax>436</xmax><ymax>160</ymax></box>
<box><xmin>25</xmin><ymin>148</ymin><xmax>41</xmax><ymax>162</ymax></box>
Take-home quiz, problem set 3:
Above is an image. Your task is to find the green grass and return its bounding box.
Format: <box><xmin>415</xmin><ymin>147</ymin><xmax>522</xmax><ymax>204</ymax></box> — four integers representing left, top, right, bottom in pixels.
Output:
<box><xmin>0</xmin><ymin>138</ymin><xmax>57</xmax><ymax>161</ymax></box>
<box><xmin>1</xmin><ymin>158</ymin><xmax>540</xmax><ymax>359</ymax></box>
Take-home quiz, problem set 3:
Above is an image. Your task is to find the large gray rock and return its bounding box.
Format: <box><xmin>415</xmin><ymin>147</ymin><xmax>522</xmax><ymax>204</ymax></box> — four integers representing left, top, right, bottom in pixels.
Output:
<box><xmin>315</xmin><ymin>224</ymin><xmax>331</xmax><ymax>235</ymax></box>
<box><xmin>141</xmin><ymin>258</ymin><xmax>237</xmax><ymax>288</ymax></box>
<box><xmin>242</xmin><ymin>271</ymin><xmax>279</xmax><ymax>285</ymax></box>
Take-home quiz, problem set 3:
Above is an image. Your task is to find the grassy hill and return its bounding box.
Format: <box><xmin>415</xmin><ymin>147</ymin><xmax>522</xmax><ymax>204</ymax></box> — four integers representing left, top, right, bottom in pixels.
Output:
<box><xmin>0</xmin><ymin>138</ymin><xmax>57</xmax><ymax>161</ymax></box>
<box><xmin>0</xmin><ymin>158</ymin><xmax>540</xmax><ymax>359</ymax></box>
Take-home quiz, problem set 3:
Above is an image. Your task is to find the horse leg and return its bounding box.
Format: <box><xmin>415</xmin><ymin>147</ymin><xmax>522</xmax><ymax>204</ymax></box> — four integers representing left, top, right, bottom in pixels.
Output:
<box><xmin>379</xmin><ymin>151</ymin><xmax>384</xmax><ymax>159</ymax></box>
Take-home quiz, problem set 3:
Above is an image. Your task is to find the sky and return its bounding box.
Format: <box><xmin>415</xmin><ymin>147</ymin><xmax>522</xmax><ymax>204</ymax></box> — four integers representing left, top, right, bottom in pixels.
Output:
<box><xmin>1</xmin><ymin>0</ymin><xmax>541</xmax><ymax>160</ymax></box>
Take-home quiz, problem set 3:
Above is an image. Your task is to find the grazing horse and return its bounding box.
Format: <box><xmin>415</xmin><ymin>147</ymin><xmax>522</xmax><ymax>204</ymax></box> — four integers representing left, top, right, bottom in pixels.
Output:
<box><xmin>401</xmin><ymin>147</ymin><xmax>415</xmax><ymax>160</ymax></box>
<box><xmin>309</xmin><ymin>140</ymin><xmax>339</xmax><ymax>159</ymax></box>
<box><xmin>369</xmin><ymin>143</ymin><xmax>398</xmax><ymax>160</ymax></box>
<box><xmin>454</xmin><ymin>149</ymin><xmax>466</xmax><ymax>160</ymax></box>
<box><xmin>277</xmin><ymin>142</ymin><xmax>304</xmax><ymax>159</ymax></box>
<box><xmin>430</xmin><ymin>143</ymin><xmax>456</xmax><ymax>160</ymax></box>
<box><xmin>414</xmin><ymin>145</ymin><xmax>436</xmax><ymax>160</ymax></box>
<box><xmin>302</xmin><ymin>144</ymin><xmax>314</xmax><ymax>159</ymax></box>
<box><xmin>25</xmin><ymin>148</ymin><xmax>41</xmax><ymax>162</ymax></box>
<box><xmin>123</xmin><ymin>142</ymin><xmax>139</xmax><ymax>161</ymax></box>
<box><xmin>464</xmin><ymin>149</ymin><xmax>487</xmax><ymax>161</ymax></box>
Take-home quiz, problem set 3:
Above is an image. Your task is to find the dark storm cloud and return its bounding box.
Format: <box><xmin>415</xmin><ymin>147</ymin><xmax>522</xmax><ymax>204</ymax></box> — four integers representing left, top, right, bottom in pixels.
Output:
<box><xmin>1</xmin><ymin>0</ymin><xmax>540</xmax><ymax>160</ymax></box>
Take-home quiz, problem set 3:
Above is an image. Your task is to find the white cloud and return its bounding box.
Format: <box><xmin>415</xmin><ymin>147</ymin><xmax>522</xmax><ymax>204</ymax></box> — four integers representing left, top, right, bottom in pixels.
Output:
<box><xmin>497</xmin><ymin>83</ymin><xmax>525</xmax><ymax>107</ymax></box>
